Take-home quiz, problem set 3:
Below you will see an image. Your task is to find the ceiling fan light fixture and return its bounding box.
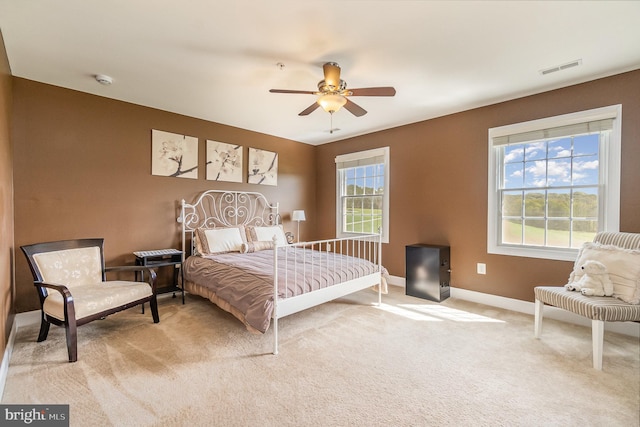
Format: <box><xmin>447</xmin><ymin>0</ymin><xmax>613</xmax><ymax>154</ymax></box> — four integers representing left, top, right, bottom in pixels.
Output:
<box><xmin>318</xmin><ymin>93</ymin><xmax>347</xmax><ymax>113</ymax></box>
<box><xmin>269</xmin><ymin>62</ymin><xmax>394</xmax><ymax>117</ymax></box>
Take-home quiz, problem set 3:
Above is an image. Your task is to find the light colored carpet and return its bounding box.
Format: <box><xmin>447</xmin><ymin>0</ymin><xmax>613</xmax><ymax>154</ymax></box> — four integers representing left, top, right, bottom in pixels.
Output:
<box><xmin>3</xmin><ymin>287</ymin><xmax>639</xmax><ymax>427</ymax></box>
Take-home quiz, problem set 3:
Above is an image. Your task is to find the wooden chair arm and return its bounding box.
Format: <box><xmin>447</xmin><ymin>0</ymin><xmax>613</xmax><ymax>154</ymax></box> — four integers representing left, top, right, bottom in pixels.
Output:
<box><xmin>34</xmin><ymin>281</ymin><xmax>76</xmax><ymax>320</ymax></box>
<box><xmin>35</xmin><ymin>281</ymin><xmax>73</xmax><ymax>299</ymax></box>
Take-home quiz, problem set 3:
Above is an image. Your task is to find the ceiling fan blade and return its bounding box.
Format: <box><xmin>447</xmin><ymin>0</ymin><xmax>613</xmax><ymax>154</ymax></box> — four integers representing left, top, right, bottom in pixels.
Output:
<box><xmin>270</xmin><ymin>89</ymin><xmax>317</xmax><ymax>95</ymax></box>
<box><xmin>347</xmin><ymin>87</ymin><xmax>396</xmax><ymax>97</ymax></box>
<box><xmin>323</xmin><ymin>62</ymin><xmax>341</xmax><ymax>88</ymax></box>
<box><xmin>299</xmin><ymin>102</ymin><xmax>321</xmax><ymax>116</ymax></box>
<box><xmin>343</xmin><ymin>99</ymin><xmax>367</xmax><ymax>117</ymax></box>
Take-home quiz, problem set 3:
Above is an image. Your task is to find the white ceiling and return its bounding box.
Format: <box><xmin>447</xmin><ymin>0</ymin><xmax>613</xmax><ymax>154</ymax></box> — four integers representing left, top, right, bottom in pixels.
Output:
<box><xmin>1</xmin><ymin>1</ymin><xmax>639</xmax><ymax>145</ymax></box>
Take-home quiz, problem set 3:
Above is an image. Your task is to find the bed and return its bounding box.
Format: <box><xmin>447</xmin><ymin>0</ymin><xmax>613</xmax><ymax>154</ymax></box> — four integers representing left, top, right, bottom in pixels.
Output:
<box><xmin>179</xmin><ymin>190</ymin><xmax>386</xmax><ymax>354</ymax></box>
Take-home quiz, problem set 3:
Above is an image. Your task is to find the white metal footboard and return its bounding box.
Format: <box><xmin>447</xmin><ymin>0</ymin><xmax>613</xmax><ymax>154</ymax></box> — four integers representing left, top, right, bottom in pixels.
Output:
<box><xmin>272</xmin><ymin>232</ymin><xmax>383</xmax><ymax>354</ymax></box>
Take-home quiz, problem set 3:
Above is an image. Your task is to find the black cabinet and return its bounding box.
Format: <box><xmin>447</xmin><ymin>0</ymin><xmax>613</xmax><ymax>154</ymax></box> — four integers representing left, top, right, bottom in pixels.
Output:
<box><xmin>405</xmin><ymin>244</ymin><xmax>450</xmax><ymax>302</ymax></box>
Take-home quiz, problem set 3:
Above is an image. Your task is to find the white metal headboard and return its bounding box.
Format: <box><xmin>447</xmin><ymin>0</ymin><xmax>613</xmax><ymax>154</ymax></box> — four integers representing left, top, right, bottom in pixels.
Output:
<box><xmin>178</xmin><ymin>190</ymin><xmax>279</xmax><ymax>257</ymax></box>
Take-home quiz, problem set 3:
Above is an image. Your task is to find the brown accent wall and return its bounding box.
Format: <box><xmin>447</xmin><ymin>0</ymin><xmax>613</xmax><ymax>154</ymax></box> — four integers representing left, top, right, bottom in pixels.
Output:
<box><xmin>12</xmin><ymin>79</ymin><xmax>316</xmax><ymax>312</ymax></box>
<box><xmin>0</xmin><ymin>30</ymin><xmax>14</xmax><ymax>354</ymax></box>
<box><xmin>316</xmin><ymin>70</ymin><xmax>640</xmax><ymax>302</ymax></box>
<box><xmin>10</xmin><ymin>70</ymin><xmax>640</xmax><ymax>313</ymax></box>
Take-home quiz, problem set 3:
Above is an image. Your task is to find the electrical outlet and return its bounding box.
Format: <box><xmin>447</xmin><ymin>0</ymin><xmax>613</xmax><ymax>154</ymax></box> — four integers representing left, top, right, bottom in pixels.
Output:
<box><xmin>477</xmin><ymin>263</ymin><xmax>486</xmax><ymax>275</ymax></box>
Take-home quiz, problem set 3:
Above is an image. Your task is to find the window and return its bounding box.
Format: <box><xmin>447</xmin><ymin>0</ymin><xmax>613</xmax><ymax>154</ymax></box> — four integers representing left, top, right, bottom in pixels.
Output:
<box><xmin>336</xmin><ymin>147</ymin><xmax>390</xmax><ymax>243</ymax></box>
<box><xmin>488</xmin><ymin>105</ymin><xmax>621</xmax><ymax>261</ymax></box>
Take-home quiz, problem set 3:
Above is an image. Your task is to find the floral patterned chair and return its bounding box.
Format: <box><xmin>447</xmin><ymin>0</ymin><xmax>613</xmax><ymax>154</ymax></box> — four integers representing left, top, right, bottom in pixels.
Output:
<box><xmin>21</xmin><ymin>238</ymin><xmax>160</xmax><ymax>362</ymax></box>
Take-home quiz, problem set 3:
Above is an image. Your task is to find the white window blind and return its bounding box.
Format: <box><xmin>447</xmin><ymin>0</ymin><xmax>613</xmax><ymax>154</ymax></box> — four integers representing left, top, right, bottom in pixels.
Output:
<box><xmin>335</xmin><ymin>148</ymin><xmax>387</xmax><ymax>168</ymax></box>
<box><xmin>492</xmin><ymin>119</ymin><xmax>614</xmax><ymax>146</ymax></box>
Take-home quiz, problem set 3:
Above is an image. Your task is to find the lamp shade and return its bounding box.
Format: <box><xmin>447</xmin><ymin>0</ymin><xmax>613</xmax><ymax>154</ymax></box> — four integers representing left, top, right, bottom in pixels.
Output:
<box><xmin>292</xmin><ymin>210</ymin><xmax>306</xmax><ymax>221</ymax></box>
<box><xmin>317</xmin><ymin>94</ymin><xmax>347</xmax><ymax>113</ymax></box>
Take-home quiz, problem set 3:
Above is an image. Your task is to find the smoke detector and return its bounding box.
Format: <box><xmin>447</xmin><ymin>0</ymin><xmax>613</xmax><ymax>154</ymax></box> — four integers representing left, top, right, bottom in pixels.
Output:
<box><xmin>95</xmin><ymin>74</ymin><xmax>113</xmax><ymax>85</ymax></box>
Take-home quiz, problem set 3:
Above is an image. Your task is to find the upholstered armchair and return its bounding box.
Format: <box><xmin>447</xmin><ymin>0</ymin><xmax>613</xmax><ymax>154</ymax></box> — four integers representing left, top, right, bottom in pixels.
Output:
<box><xmin>21</xmin><ymin>238</ymin><xmax>160</xmax><ymax>362</ymax></box>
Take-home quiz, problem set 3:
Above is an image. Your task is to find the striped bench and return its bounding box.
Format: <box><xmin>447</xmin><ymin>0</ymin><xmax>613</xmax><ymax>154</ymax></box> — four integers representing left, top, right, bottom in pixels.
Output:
<box><xmin>534</xmin><ymin>231</ymin><xmax>640</xmax><ymax>370</ymax></box>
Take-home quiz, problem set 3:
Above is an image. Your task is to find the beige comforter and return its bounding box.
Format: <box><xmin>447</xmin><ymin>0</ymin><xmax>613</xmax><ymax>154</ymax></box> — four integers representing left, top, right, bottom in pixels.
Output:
<box><xmin>183</xmin><ymin>247</ymin><xmax>387</xmax><ymax>333</ymax></box>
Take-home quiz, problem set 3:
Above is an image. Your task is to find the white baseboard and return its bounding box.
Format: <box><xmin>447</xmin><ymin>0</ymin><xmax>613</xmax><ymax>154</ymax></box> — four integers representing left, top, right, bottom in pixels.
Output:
<box><xmin>14</xmin><ymin>310</ymin><xmax>41</xmax><ymax>328</ymax></box>
<box><xmin>0</xmin><ymin>310</ymin><xmax>40</xmax><ymax>400</ymax></box>
<box><xmin>388</xmin><ymin>275</ymin><xmax>640</xmax><ymax>338</ymax></box>
<box><xmin>0</xmin><ymin>320</ymin><xmax>17</xmax><ymax>401</ymax></box>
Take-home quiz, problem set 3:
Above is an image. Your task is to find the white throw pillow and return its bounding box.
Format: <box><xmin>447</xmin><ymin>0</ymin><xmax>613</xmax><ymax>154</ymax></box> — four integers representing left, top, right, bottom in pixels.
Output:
<box><xmin>196</xmin><ymin>226</ymin><xmax>246</xmax><ymax>254</ymax></box>
<box><xmin>569</xmin><ymin>242</ymin><xmax>640</xmax><ymax>304</ymax></box>
<box><xmin>246</xmin><ymin>225</ymin><xmax>288</xmax><ymax>246</ymax></box>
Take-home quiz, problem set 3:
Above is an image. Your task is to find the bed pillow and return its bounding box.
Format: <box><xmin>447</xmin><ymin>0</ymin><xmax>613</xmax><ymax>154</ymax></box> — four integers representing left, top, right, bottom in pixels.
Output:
<box><xmin>246</xmin><ymin>225</ymin><xmax>288</xmax><ymax>246</ymax></box>
<box><xmin>195</xmin><ymin>226</ymin><xmax>247</xmax><ymax>255</ymax></box>
<box><xmin>568</xmin><ymin>242</ymin><xmax>640</xmax><ymax>304</ymax></box>
<box><xmin>240</xmin><ymin>240</ymin><xmax>275</xmax><ymax>254</ymax></box>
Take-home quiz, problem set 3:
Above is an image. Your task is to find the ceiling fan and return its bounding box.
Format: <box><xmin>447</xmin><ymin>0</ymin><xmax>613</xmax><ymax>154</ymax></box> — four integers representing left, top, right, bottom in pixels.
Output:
<box><xmin>269</xmin><ymin>62</ymin><xmax>396</xmax><ymax>117</ymax></box>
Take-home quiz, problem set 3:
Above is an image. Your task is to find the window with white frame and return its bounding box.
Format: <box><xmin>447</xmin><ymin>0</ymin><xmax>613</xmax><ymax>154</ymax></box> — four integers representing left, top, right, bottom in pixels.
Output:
<box><xmin>488</xmin><ymin>105</ymin><xmax>621</xmax><ymax>261</ymax></box>
<box><xmin>335</xmin><ymin>147</ymin><xmax>390</xmax><ymax>243</ymax></box>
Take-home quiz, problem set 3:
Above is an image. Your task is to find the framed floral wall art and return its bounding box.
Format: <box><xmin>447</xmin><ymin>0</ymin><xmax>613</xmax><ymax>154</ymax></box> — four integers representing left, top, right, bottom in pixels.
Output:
<box><xmin>206</xmin><ymin>141</ymin><xmax>243</xmax><ymax>182</ymax></box>
<box><xmin>248</xmin><ymin>148</ymin><xmax>278</xmax><ymax>186</ymax></box>
<box><xmin>151</xmin><ymin>129</ymin><xmax>198</xmax><ymax>179</ymax></box>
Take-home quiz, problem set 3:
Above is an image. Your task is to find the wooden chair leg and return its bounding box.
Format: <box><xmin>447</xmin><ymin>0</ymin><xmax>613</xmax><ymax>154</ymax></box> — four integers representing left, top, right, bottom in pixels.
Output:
<box><xmin>592</xmin><ymin>319</ymin><xmax>604</xmax><ymax>370</ymax></box>
<box><xmin>534</xmin><ymin>299</ymin><xmax>543</xmax><ymax>338</ymax></box>
<box><xmin>37</xmin><ymin>314</ymin><xmax>51</xmax><ymax>342</ymax></box>
<box><xmin>150</xmin><ymin>296</ymin><xmax>160</xmax><ymax>323</ymax></box>
<box><xmin>65</xmin><ymin>319</ymin><xmax>78</xmax><ymax>363</ymax></box>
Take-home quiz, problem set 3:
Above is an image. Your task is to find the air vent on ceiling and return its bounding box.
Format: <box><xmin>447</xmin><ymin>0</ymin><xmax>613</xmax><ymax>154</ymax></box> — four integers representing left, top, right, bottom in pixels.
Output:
<box><xmin>540</xmin><ymin>59</ymin><xmax>582</xmax><ymax>76</ymax></box>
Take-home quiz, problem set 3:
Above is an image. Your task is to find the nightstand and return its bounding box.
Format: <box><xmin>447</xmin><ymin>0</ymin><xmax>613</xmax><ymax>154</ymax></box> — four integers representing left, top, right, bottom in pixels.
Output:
<box><xmin>134</xmin><ymin>249</ymin><xmax>185</xmax><ymax>304</ymax></box>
